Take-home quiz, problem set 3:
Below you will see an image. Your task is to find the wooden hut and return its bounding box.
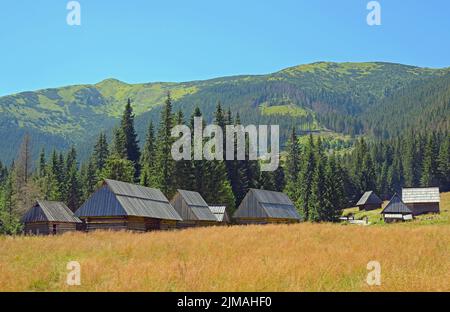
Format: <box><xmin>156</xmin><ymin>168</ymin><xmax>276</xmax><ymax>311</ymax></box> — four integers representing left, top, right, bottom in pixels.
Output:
<box><xmin>356</xmin><ymin>191</ymin><xmax>383</xmax><ymax>211</ymax></box>
<box><xmin>381</xmin><ymin>194</ymin><xmax>413</xmax><ymax>223</ymax></box>
<box><xmin>402</xmin><ymin>188</ymin><xmax>440</xmax><ymax>216</ymax></box>
<box><xmin>233</xmin><ymin>189</ymin><xmax>301</xmax><ymax>224</ymax></box>
<box><xmin>170</xmin><ymin>190</ymin><xmax>218</xmax><ymax>227</ymax></box>
<box><xmin>75</xmin><ymin>179</ymin><xmax>182</xmax><ymax>232</ymax></box>
<box><xmin>21</xmin><ymin>201</ymin><xmax>82</xmax><ymax>235</ymax></box>
<box><xmin>209</xmin><ymin>206</ymin><xmax>230</xmax><ymax>224</ymax></box>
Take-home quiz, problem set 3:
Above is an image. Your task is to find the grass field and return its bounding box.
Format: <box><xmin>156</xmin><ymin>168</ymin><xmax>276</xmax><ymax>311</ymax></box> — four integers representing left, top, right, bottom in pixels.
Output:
<box><xmin>0</xmin><ymin>193</ymin><xmax>448</xmax><ymax>292</ymax></box>
<box><xmin>0</xmin><ymin>224</ymin><xmax>449</xmax><ymax>291</ymax></box>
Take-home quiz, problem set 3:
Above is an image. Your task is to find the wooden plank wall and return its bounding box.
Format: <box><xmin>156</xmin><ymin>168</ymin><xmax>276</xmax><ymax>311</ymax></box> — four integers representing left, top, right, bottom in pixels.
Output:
<box><xmin>83</xmin><ymin>217</ymin><xmax>178</xmax><ymax>232</ymax></box>
<box><xmin>234</xmin><ymin>217</ymin><xmax>298</xmax><ymax>225</ymax></box>
<box><xmin>24</xmin><ymin>222</ymin><xmax>78</xmax><ymax>235</ymax></box>
<box><xmin>84</xmin><ymin>217</ymin><xmax>128</xmax><ymax>232</ymax></box>
<box><xmin>407</xmin><ymin>203</ymin><xmax>440</xmax><ymax>215</ymax></box>
<box><xmin>171</xmin><ymin>193</ymin><xmax>199</xmax><ymax>221</ymax></box>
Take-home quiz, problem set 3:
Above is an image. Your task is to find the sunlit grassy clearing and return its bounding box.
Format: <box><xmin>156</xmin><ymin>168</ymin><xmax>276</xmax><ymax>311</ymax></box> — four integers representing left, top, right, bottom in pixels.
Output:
<box><xmin>0</xmin><ymin>221</ymin><xmax>448</xmax><ymax>292</ymax></box>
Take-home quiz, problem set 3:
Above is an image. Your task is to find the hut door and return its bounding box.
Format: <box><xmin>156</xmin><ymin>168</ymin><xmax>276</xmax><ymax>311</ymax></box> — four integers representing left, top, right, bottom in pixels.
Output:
<box><xmin>52</xmin><ymin>224</ymin><xmax>57</xmax><ymax>235</ymax></box>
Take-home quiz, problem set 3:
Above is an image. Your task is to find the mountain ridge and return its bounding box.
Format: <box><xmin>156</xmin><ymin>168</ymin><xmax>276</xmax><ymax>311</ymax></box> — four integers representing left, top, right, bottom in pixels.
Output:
<box><xmin>1</xmin><ymin>61</ymin><xmax>449</xmax><ymax>163</ymax></box>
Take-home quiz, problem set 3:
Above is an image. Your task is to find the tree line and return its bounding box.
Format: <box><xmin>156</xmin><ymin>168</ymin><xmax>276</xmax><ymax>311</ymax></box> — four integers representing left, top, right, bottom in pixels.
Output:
<box><xmin>0</xmin><ymin>95</ymin><xmax>448</xmax><ymax>234</ymax></box>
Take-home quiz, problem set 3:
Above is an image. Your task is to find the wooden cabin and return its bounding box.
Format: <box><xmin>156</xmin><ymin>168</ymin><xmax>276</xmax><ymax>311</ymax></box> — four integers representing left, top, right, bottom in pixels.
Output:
<box><xmin>209</xmin><ymin>206</ymin><xmax>230</xmax><ymax>224</ymax></box>
<box><xmin>402</xmin><ymin>187</ymin><xmax>440</xmax><ymax>216</ymax></box>
<box><xmin>356</xmin><ymin>191</ymin><xmax>383</xmax><ymax>211</ymax></box>
<box><xmin>170</xmin><ymin>190</ymin><xmax>218</xmax><ymax>228</ymax></box>
<box><xmin>21</xmin><ymin>201</ymin><xmax>82</xmax><ymax>235</ymax></box>
<box><xmin>75</xmin><ymin>179</ymin><xmax>182</xmax><ymax>232</ymax></box>
<box><xmin>233</xmin><ymin>189</ymin><xmax>301</xmax><ymax>224</ymax></box>
<box><xmin>381</xmin><ymin>194</ymin><xmax>413</xmax><ymax>223</ymax></box>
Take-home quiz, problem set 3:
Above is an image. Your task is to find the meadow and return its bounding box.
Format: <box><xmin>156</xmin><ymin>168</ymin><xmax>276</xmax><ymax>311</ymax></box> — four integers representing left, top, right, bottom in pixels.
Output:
<box><xmin>1</xmin><ymin>220</ymin><xmax>449</xmax><ymax>292</ymax></box>
<box><xmin>0</xmin><ymin>193</ymin><xmax>448</xmax><ymax>292</ymax></box>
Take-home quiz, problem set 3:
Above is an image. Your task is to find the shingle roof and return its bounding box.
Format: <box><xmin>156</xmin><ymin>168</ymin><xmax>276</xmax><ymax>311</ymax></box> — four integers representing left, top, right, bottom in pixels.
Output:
<box><xmin>177</xmin><ymin>189</ymin><xmax>217</xmax><ymax>221</ymax></box>
<box><xmin>76</xmin><ymin>180</ymin><xmax>182</xmax><ymax>221</ymax></box>
<box><xmin>251</xmin><ymin>189</ymin><xmax>300</xmax><ymax>220</ymax></box>
<box><xmin>402</xmin><ymin>188</ymin><xmax>440</xmax><ymax>204</ymax></box>
<box><xmin>22</xmin><ymin>201</ymin><xmax>82</xmax><ymax>223</ymax></box>
<box><xmin>209</xmin><ymin>206</ymin><xmax>227</xmax><ymax>222</ymax></box>
<box><xmin>356</xmin><ymin>191</ymin><xmax>383</xmax><ymax>206</ymax></box>
<box><xmin>382</xmin><ymin>194</ymin><xmax>412</xmax><ymax>214</ymax></box>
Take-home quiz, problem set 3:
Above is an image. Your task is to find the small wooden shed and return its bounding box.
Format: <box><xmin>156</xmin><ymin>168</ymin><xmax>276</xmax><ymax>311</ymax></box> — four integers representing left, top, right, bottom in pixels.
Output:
<box><xmin>209</xmin><ymin>206</ymin><xmax>230</xmax><ymax>224</ymax></box>
<box><xmin>21</xmin><ymin>201</ymin><xmax>82</xmax><ymax>235</ymax></box>
<box><xmin>402</xmin><ymin>188</ymin><xmax>440</xmax><ymax>216</ymax></box>
<box><xmin>233</xmin><ymin>189</ymin><xmax>301</xmax><ymax>224</ymax></box>
<box><xmin>356</xmin><ymin>191</ymin><xmax>383</xmax><ymax>211</ymax></box>
<box><xmin>170</xmin><ymin>190</ymin><xmax>218</xmax><ymax>227</ymax></box>
<box><xmin>381</xmin><ymin>194</ymin><xmax>413</xmax><ymax>223</ymax></box>
<box><xmin>75</xmin><ymin>179</ymin><xmax>182</xmax><ymax>232</ymax></box>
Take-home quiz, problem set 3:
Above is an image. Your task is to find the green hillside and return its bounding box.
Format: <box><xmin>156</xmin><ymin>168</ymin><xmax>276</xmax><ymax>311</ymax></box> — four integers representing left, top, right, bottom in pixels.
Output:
<box><xmin>0</xmin><ymin>62</ymin><xmax>449</xmax><ymax>163</ymax></box>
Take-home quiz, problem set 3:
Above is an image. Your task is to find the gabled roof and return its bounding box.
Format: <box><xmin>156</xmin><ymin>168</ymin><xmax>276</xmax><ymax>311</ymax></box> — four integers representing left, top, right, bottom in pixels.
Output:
<box><xmin>402</xmin><ymin>188</ymin><xmax>440</xmax><ymax>204</ymax></box>
<box><xmin>252</xmin><ymin>189</ymin><xmax>294</xmax><ymax>206</ymax></box>
<box><xmin>234</xmin><ymin>189</ymin><xmax>301</xmax><ymax>220</ymax></box>
<box><xmin>75</xmin><ymin>180</ymin><xmax>182</xmax><ymax>221</ymax></box>
<box><xmin>382</xmin><ymin>194</ymin><xmax>412</xmax><ymax>214</ymax></box>
<box><xmin>356</xmin><ymin>191</ymin><xmax>383</xmax><ymax>206</ymax></box>
<box><xmin>177</xmin><ymin>190</ymin><xmax>217</xmax><ymax>221</ymax></box>
<box><xmin>178</xmin><ymin>189</ymin><xmax>209</xmax><ymax>207</ymax></box>
<box><xmin>22</xmin><ymin>201</ymin><xmax>82</xmax><ymax>223</ymax></box>
<box><xmin>209</xmin><ymin>206</ymin><xmax>228</xmax><ymax>222</ymax></box>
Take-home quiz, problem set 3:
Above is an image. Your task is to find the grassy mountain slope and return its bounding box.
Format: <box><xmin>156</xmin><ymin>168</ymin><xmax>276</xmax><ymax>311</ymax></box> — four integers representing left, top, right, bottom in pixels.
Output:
<box><xmin>0</xmin><ymin>62</ymin><xmax>448</xmax><ymax>163</ymax></box>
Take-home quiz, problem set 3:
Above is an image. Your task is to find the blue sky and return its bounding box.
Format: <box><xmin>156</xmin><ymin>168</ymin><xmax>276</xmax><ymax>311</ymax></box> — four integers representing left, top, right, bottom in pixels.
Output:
<box><xmin>1</xmin><ymin>0</ymin><xmax>449</xmax><ymax>95</ymax></box>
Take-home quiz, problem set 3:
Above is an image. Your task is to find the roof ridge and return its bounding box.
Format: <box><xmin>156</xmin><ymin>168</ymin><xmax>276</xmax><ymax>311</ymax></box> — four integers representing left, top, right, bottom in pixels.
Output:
<box><xmin>36</xmin><ymin>200</ymin><xmax>57</xmax><ymax>221</ymax></box>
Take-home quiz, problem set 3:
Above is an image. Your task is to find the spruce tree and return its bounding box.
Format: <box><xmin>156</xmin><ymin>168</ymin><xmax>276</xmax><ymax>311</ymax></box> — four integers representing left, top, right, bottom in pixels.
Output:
<box><xmin>81</xmin><ymin>158</ymin><xmax>98</xmax><ymax>202</ymax></box>
<box><xmin>172</xmin><ymin>111</ymin><xmax>194</xmax><ymax>190</ymax></box>
<box><xmin>361</xmin><ymin>149</ymin><xmax>376</xmax><ymax>192</ymax></box>
<box><xmin>113</xmin><ymin>127</ymin><xmax>127</xmax><ymax>159</ymax></box>
<box><xmin>66</xmin><ymin>163</ymin><xmax>81</xmax><ymax>212</ymax></box>
<box><xmin>273</xmin><ymin>166</ymin><xmax>286</xmax><ymax>192</ymax></box>
<box><xmin>437</xmin><ymin>134</ymin><xmax>450</xmax><ymax>191</ymax></box>
<box><xmin>308</xmin><ymin>139</ymin><xmax>326</xmax><ymax>222</ymax></box>
<box><xmin>202</xmin><ymin>105</ymin><xmax>236</xmax><ymax>213</ymax></box>
<box><xmin>0</xmin><ymin>162</ymin><xmax>8</xmax><ymax>186</ymax></box>
<box><xmin>231</xmin><ymin>112</ymin><xmax>250</xmax><ymax>207</ymax></box>
<box><xmin>38</xmin><ymin>148</ymin><xmax>46</xmax><ymax>178</ymax></box>
<box><xmin>420</xmin><ymin>133</ymin><xmax>439</xmax><ymax>187</ymax></box>
<box><xmin>403</xmin><ymin>133</ymin><xmax>419</xmax><ymax>187</ymax></box>
<box><xmin>285</xmin><ymin>127</ymin><xmax>301</xmax><ymax>203</ymax></box>
<box><xmin>93</xmin><ymin>132</ymin><xmax>109</xmax><ymax>173</ymax></box>
<box><xmin>65</xmin><ymin>147</ymin><xmax>81</xmax><ymax>212</ymax></box>
<box><xmin>223</xmin><ymin>108</ymin><xmax>247</xmax><ymax>207</ymax></box>
<box><xmin>0</xmin><ymin>173</ymin><xmax>22</xmax><ymax>234</ymax></box>
<box><xmin>100</xmin><ymin>154</ymin><xmax>135</xmax><ymax>183</ymax></box>
<box><xmin>47</xmin><ymin>150</ymin><xmax>62</xmax><ymax>200</ymax></box>
<box><xmin>140</xmin><ymin>121</ymin><xmax>157</xmax><ymax>187</ymax></box>
<box><xmin>260</xmin><ymin>171</ymin><xmax>275</xmax><ymax>190</ymax></box>
<box><xmin>55</xmin><ymin>152</ymin><xmax>66</xmax><ymax>201</ymax></box>
<box><xmin>155</xmin><ymin>93</ymin><xmax>176</xmax><ymax>196</ymax></box>
<box><xmin>120</xmin><ymin>99</ymin><xmax>141</xmax><ymax>179</ymax></box>
<box><xmin>297</xmin><ymin>134</ymin><xmax>315</xmax><ymax>220</ymax></box>
<box><xmin>324</xmin><ymin>155</ymin><xmax>345</xmax><ymax>222</ymax></box>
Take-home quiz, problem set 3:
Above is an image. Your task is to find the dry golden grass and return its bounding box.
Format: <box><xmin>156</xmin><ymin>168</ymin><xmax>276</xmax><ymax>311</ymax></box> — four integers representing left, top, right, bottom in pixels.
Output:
<box><xmin>1</xmin><ymin>222</ymin><xmax>449</xmax><ymax>292</ymax></box>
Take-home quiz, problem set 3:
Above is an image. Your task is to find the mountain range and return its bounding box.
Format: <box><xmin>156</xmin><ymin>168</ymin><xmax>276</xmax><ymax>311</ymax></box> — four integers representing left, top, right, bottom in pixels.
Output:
<box><xmin>1</xmin><ymin>61</ymin><xmax>449</xmax><ymax>163</ymax></box>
